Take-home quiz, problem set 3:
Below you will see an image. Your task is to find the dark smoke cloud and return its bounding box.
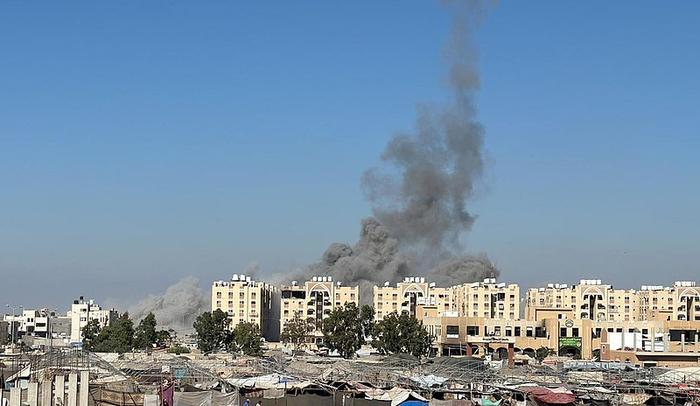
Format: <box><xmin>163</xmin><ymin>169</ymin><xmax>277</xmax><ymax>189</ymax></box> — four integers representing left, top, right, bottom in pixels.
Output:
<box><xmin>428</xmin><ymin>254</ymin><xmax>498</xmax><ymax>287</ymax></box>
<box><xmin>292</xmin><ymin>218</ymin><xmax>412</xmax><ymax>305</ymax></box>
<box><xmin>362</xmin><ymin>0</ymin><xmax>486</xmax><ymax>268</ymax></box>
<box><xmin>294</xmin><ymin>1</ymin><xmax>498</xmax><ymax>303</ymax></box>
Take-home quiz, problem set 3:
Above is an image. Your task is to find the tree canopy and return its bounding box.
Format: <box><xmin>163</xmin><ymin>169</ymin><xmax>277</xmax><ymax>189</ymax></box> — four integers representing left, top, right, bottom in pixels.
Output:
<box><xmin>372</xmin><ymin>311</ymin><xmax>433</xmax><ymax>358</ymax></box>
<box><xmin>280</xmin><ymin>313</ymin><xmax>313</xmax><ymax>352</ymax></box>
<box><xmin>321</xmin><ymin>302</ymin><xmax>370</xmax><ymax>358</ymax></box>
<box><xmin>230</xmin><ymin>321</ymin><xmax>263</xmax><ymax>356</ymax></box>
<box><xmin>193</xmin><ymin>309</ymin><xmax>231</xmax><ymax>353</ymax></box>
<box><xmin>92</xmin><ymin>313</ymin><xmax>135</xmax><ymax>353</ymax></box>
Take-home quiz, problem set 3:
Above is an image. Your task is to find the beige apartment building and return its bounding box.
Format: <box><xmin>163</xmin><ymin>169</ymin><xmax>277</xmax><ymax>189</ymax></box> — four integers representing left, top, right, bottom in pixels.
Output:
<box><xmin>211</xmin><ymin>274</ymin><xmax>279</xmax><ymax>341</ymax></box>
<box><xmin>453</xmin><ymin>278</ymin><xmax>520</xmax><ymax>320</ymax></box>
<box><xmin>525</xmin><ymin>280</ymin><xmax>700</xmax><ymax>323</ymax></box>
<box><xmin>638</xmin><ymin>282</ymin><xmax>700</xmax><ymax>322</ymax></box>
<box><xmin>373</xmin><ymin>277</ymin><xmax>454</xmax><ymax>320</ymax></box>
<box><xmin>279</xmin><ymin>276</ymin><xmax>358</xmax><ymax>344</ymax></box>
<box><xmin>374</xmin><ymin>277</ymin><xmax>519</xmax><ymax>321</ymax></box>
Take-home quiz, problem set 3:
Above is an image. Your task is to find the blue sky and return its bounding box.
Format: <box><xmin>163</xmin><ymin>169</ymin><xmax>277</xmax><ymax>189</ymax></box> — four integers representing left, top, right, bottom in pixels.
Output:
<box><xmin>1</xmin><ymin>1</ymin><xmax>699</xmax><ymax>310</ymax></box>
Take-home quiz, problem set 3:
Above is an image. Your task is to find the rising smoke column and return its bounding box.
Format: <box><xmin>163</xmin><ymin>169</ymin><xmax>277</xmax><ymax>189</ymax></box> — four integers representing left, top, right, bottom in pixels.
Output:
<box><xmin>361</xmin><ymin>0</ymin><xmax>497</xmax><ymax>283</ymax></box>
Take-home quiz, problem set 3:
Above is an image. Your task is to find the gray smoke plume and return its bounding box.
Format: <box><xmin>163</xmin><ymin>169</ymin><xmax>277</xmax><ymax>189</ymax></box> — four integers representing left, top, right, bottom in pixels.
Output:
<box><xmin>295</xmin><ymin>217</ymin><xmax>412</xmax><ymax>305</ymax></box>
<box><xmin>297</xmin><ymin>1</ymin><xmax>498</xmax><ymax>300</ymax></box>
<box><xmin>129</xmin><ymin>276</ymin><xmax>209</xmax><ymax>332</ymax></box>
<box><xmin>362</xmin><ymin>0</ymin><xmax>486</xmax><ymax>269</ymax></box>
<box><xmin>428</xmin><ymin>254</ymin><xmax>498</xmax><ymax>287</ymax></box>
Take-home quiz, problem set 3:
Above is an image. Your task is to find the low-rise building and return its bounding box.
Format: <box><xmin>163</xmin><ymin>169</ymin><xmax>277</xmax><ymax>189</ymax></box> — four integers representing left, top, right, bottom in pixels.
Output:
<box><xmin>280</xmin><ymin>276</ymin><xmax>358</xmax><ymax>345</ymax></box>
<box><xmin>211</xmin><ymin>274</ymin><xmax>280</xmax><ymax>341</ymax></box>
<box><xmin>69</xmin><ymin>297</ymin><xmax>119</xmax><ymax>343</ymax></box>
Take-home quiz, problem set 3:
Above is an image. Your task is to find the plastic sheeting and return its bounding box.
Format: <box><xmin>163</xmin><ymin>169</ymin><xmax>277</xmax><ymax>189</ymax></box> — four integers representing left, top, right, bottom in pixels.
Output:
<box><xmin>410</xmin><ymin>375</ymin><xmax>448</xmax><ymax>387</ymax></box>
<box><xmin>174</xmin><ymin>392</ymin><xmax>239</xmax><ymax>406</ymax></box>
<box><xmin>521</xmin><ymin>387</ymin><xmax>575</xmax><ymax>405</ymax></box>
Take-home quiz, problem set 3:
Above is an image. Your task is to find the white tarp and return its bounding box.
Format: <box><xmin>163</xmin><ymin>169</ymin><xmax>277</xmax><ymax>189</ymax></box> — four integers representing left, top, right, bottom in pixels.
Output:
<box><xmin>174</xmin><ymin>391</ymin><xmax>239</xmax><ymax>406</ymax></box>
<box><xmin>409</xmin><ymin>374</ymin><xmax>448</xmax><ymax>387</ymax></box>
<box><xmin>362</xmin><ymin>387</ymin><xmax>427</xmax><ymax>406</ymax></box>
<box><xmin>226</xmin><ymin>374</ymin><xmax>312</xmax><ymax>390</ymax></box>
<box><xmin>656</xmin><ymin>367</ymin><xmax>700</xmax><ymax>384</ymax></box>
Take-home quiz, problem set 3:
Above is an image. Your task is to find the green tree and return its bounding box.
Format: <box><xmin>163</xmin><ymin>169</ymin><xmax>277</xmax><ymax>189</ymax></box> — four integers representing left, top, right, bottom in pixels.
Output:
<box><xmin>81</xmin><ymin>319</ymin><xmax>102</xmax><ymax>351</ymax></box>
<box><xmin>92</xmin><ymin>313</ymin><xmax>135</xmax><ymax>353</ymax></box>
<box><xmin>133</xmin><ymin>312</ymin><xmax>158</xmax><ymax>350</ymax></box>
<box><xmin>230</xmin><ymin>322</ymin><xmax>263</xmax><ymax>356</ymax></box>
<box><xmin>321</xmin><ymin>302</ymin><xmax>365</xmax><ymax>358</ymax></box>
<box><xmin>156</xmin><ymin>329</ymin><xmax>173</xmax><ymax>348</ymax></box>
<box><xmin>193</xmin><ymin>309</ymin><xmax>230</xmax><ymax>353</ymax></box>
<box><xmin>360</xmin><ymin>304</ymin><xmax>375</xmax><ymax>338</ymax></box>
<box><xmin>281</xmin><ymin>313</ymin><xmax>312</xmax><ymax>352</ymax></box>
<box><xmin>167</xmin><ymin>345</ymin><xmax>191</xmax><ymax>354</ymax></box>
<box><xmin>535</xmin><ymin>346</ymin><xmax>553</xmax><ymax>363</ymax></box>
<box><xmin>372</xmin><ymin>312</ymin><xmax>433</xmax><ymax>358</ymax></box>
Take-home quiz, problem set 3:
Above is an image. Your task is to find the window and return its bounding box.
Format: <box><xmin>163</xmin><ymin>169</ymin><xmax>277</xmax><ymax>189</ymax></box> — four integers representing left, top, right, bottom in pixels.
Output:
<box><xmin>560</xmin><ymin>327</ymin><xmax>567</xmax><ymax>337</ymax></box>
<box><xmin>216</xmin><ymin>292</ymin><xmax>222</xmax><ymax>299</ymax></box>
<box><xmin>526</xmin><ymin>327</ymin><xmax>533</xmax><ymax>337</ymax></box>
<box><xmin>467</xmin><ymin>326</ymin><xmax>480</xmax><ymax>336</ymax></box>
<box><xmin>572</xmin><ymin>328</ymin><xmax>579</xmax><ymax>337</ymax></box>
<box><xmin>494</xmin><ymin>326</ymin><xmax>501</xmax><ymax>336</ymax></box>
<box><xmin>505</xmin><ymin>328</ymin><xmax>512</xmax><ymax>337</ymax></box>
<box><xmin>446</xmin><ymin>325</ymin><xmax>459</xmax><ymax>338</ymax></box>
<box><xmin>514</xmin><ymin>327</ymin><xmax>521</xmax><ymax>336</ymax></box>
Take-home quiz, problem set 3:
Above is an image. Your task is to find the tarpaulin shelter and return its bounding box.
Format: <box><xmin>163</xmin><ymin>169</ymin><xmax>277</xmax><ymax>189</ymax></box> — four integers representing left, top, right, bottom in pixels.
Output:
<box><xmin>521</xmin><ymin>387</ymin><xmax>576</xmax><ymax>405</ymax></box>
<box><xmin>173</xmin><ymin>391</ymin><xmax>239</xmax><ymax>406</ymax></box>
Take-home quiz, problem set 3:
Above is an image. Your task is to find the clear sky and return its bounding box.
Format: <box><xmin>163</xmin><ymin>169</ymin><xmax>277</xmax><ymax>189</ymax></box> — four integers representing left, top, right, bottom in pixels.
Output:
<box><xmin>2</xmin><ymin>1</ymin><xmax>699</xmax><ymax>311</ymax></box>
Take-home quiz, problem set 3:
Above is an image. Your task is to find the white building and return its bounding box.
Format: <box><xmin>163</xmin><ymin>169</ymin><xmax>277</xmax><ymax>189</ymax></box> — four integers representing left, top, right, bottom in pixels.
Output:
<box><xmin>69</xmin><ymin>297</ymin><xmax>118</xmax><ymax>343</ymax></box>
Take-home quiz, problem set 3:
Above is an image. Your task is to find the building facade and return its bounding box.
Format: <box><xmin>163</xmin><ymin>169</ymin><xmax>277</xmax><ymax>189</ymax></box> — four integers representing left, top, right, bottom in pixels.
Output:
<box><xmin>373</xmin><ymin>277</ymin><xmax>454</xmax><ymax>320</ymax></box>
<box><xmin>280</xmin><ymin>276</ymin><xmax>358</xmax><ymax>344</ymax></box>
<box><xmin>453</xmin><ymin>278</ymin><xmax>520</xmax><ymax>320</ymax></box>
<box><xmin>211</xmin><ymin>274</ymin><xmax>280</xmax><ymax>341</ymax></box>
<box><xmin>525</xmin><ymin>280</ymin><xmax>700</xmax><ymax>323</ymax></box>
<box><xmin>69</xmin><ymin>297</ymin><xmax>118</xmax><ymax>343</ymax></box>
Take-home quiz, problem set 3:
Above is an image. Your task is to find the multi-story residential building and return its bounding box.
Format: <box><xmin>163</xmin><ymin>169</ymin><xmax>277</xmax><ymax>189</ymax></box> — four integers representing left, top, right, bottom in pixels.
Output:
<box><xmin>525</xmin><ymin>279</ymin><xmax>642</xmax><ymax>322</ymax></box>
<box><xmin>69</xmin><ymin>297</ymin><xmax>119</xmax><ymax>343</ymax></box>
<box><xmin>211</xmin><ymin>274</ymin><xmax>280</xmax><ymax>341</ymax></box>
<box><xmin>526</xmin><ymin>280</ymin><xmax>700</xmax><ymax>323</ymax></box>
<box><xmin>279</xmin><ymin>276</ymin><xmax>358</xmax><ymax>344</ymax></box>
<box><xmin>638</xmin><ymin>282</ymin><xmax>700</xmax><ymax>322</ymax></box>
<box><xmin>453</xmin><ymin>278</ymin><xmax>520</xmax><ymax>320</ymax></box>
<box><xmin>373</xmin><ymin>277</ymin><xmax>454</xmax><ymax>320</ymax></box>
